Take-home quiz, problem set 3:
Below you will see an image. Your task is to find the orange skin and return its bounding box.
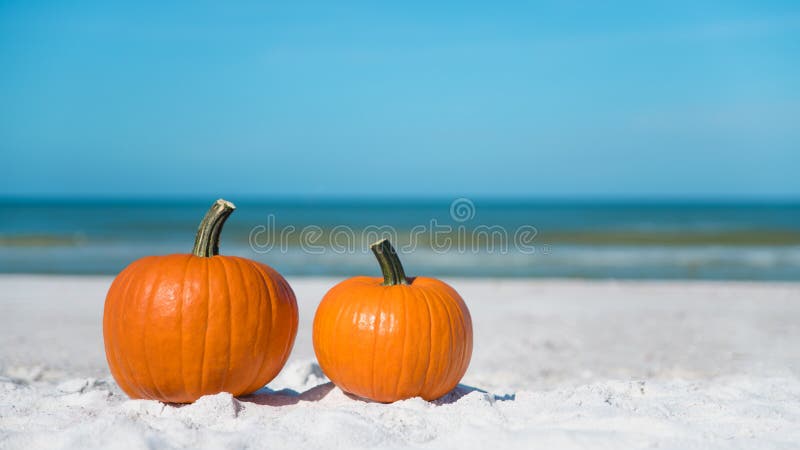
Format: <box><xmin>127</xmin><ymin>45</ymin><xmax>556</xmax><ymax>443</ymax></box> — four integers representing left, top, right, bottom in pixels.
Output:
<box><xmin>104</xmin><ymin>254</ymin><xmax>298</xmax><ymax>403</ymax></box>
<box><xmin>313</xmin><ymin>275</ymin><xmax>473</xmax><ymax>403</ymax></box>
<box><xmin>103</xmin><ymin>200</ymin><xmax>298</xmax><ymax>403</ymax></box>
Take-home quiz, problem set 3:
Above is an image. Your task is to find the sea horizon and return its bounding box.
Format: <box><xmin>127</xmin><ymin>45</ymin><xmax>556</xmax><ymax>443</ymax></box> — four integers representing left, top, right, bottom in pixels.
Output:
<box><xmin>2</xmin><ymin>194</ymin><xmax>799</xmax><ymax>205</ymax></box>
<box><xmin>2</xmin><ymin>197</ymin><xmax>799</xmax><ymax>280</ymax></box>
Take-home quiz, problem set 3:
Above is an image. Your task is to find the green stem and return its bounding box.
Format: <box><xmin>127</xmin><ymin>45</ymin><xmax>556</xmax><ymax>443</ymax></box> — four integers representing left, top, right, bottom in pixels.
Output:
<box><xmin>192</xmin><ymin>199</ymin><xmax>236</xmax><ymax>257</ymax></box>
<box><xmin>370</xmin><ymin>239</ymin><xmax>409</xmax><ymax>286</ymax></box>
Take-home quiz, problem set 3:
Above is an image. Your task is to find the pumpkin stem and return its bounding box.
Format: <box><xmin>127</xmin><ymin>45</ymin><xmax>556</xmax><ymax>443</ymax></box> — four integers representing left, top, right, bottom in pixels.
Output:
<box><xmin>370</xmin><ymin>239</ymin><xmax>409</xmax><ymax>286</ymax></box>
<box><xmin>192</xmin><ymin>199</ymin><xmax>236</xmax><ymax>257</ymax></box>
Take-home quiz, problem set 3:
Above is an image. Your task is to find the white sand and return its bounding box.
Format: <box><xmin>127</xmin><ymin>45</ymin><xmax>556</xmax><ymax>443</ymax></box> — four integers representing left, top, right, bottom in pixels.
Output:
<box><xmin>1</xmin><ymin>275</ymin><xmax>799</xmax><ymax>449</ymax></box>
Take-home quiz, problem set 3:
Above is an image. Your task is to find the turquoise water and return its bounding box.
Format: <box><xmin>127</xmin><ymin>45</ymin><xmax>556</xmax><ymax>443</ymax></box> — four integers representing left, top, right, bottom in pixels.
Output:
<box><xmin>1</xmin><ymin>198</ymin><xmax>799</xmax><ymax>280</ymax></box>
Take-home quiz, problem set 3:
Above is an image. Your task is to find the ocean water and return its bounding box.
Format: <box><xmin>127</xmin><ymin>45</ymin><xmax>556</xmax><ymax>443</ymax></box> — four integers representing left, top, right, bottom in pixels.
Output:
<box><xmin>1</xmin><ymin>198</ymin><xmax>799</xmax><ymax>280</ymax></box>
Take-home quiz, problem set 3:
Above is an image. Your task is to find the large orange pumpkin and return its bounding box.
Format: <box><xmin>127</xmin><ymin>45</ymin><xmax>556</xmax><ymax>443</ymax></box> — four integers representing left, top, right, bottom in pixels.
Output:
<box><xmin>313</xmin><ymin>239</ymin><xmax>473</xmax><ymax>402</ymax></box>
<box><xmin>103</xmin><ymin>199</ymin><xmax>298</xmax><ymax>403</ymax></box>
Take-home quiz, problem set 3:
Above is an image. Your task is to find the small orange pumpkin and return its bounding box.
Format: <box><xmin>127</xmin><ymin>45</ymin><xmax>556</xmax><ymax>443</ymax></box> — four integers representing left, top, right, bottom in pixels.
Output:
<box><xmin>313</xmin><ymin>239</ymin><xmax>473</xmax><ymax>402</ymax></box>
<box><xmin>103</xmin><ymin>199</ymin><xmax>298</xmax><ymax>403</ymax></box>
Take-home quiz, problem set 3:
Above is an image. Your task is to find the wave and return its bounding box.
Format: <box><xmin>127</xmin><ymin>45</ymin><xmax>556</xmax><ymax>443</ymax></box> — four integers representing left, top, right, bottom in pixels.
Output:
<box><xmin>0</xmin><ymin>234</ymin><xmax>87</xmax><ymax>247</ymax></box>
<box><xmin>2</xmin><ymin>200</ymin><xmax>799</xmax><ymax>279</ymax></box>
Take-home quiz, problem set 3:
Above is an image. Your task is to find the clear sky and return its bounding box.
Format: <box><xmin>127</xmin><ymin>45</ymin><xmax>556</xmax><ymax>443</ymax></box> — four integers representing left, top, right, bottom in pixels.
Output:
<box><xmin>1</xmin><ymin>1</ymin><xmax>799</xmax><ymax>199</ymax></box>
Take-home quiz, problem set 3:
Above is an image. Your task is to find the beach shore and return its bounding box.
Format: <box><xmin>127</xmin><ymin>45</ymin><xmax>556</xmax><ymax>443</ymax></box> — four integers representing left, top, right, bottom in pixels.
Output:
<box><xmin>1</xmin><ymin>275</ymin><xmax>799</xmax><ymax>449</ymax></box>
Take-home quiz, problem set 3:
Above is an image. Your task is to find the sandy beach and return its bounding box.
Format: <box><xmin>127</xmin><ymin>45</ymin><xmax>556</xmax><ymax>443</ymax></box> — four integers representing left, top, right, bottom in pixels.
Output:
<box><xmin>0</xmin><ymin>275</ymin><xmax>798</xmax><ymax>449</ymax></box>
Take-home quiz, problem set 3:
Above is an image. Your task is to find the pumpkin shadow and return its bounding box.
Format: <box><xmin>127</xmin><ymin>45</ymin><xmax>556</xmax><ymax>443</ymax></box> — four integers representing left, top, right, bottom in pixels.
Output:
<box><xmin>238</xmin><ymin>382</ymin><xmax>514</xmax><ymax>407</ymax></box>
<box><xmin>433</xmin><ymin>384</ymin><xmax>516</xmax><ymax>405</ymax></box>
<box><xmin>310</xmin><ymin>383</ymin><xmax>515</xmax><ymax>405</ymax></box>
<box><xmin>239</xmin><ymin>382</ymin><xmax>336</xmax><ymax>407</ymax></box>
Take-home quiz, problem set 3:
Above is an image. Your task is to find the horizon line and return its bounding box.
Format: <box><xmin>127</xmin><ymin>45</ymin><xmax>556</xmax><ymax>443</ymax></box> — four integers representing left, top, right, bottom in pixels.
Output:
<box><xmin>1</xmin><ymin>194</ymin><xmax>799</xmax><ymax>206</ymax></box>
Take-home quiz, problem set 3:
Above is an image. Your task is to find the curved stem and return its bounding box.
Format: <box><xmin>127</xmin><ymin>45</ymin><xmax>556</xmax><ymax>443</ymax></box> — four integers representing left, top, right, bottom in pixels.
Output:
<box><xmin>192</xmin><ymin>199</ymin><xmax>236</xmax><ymax>257</ymax></box>
<box><xmin>370</xmin><ymin>239</ymin><xmax>409</xmax><ymax>286</ymax></box>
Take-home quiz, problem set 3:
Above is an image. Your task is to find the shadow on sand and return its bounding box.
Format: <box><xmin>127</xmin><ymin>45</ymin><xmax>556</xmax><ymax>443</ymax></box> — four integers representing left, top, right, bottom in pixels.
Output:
<box><xmin>239</xmin><ymin>382</ymin><xmax>514</xmax><ymax>406</ymax></box>
<box><xmin>433</xmin><ymin>384</ymin><xmax>516</xmax><ymax>404</ymax></box>
<box><xmin>239</xmin><ymin>382</ymin><xmax>337</xmax><ymax>407</ymax></box>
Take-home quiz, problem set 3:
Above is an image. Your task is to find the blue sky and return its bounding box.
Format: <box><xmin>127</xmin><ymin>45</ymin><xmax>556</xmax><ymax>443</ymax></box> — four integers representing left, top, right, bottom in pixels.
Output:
<box><xmin>1</xmin><ymin>1</ymin><xmax>799</xmax><ymax>199</ymax></box>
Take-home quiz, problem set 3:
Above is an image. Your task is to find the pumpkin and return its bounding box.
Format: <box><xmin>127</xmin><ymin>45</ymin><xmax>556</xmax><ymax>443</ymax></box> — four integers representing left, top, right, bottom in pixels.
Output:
<box><xmin>312</xmin><ymin>239</ymin><xmax>473</xmax><ymax>402</ymax></box>
<box><xmin>103</xmin><ymin>199</ymin><xmax>298</xmax><ymax>403</ymax></box>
